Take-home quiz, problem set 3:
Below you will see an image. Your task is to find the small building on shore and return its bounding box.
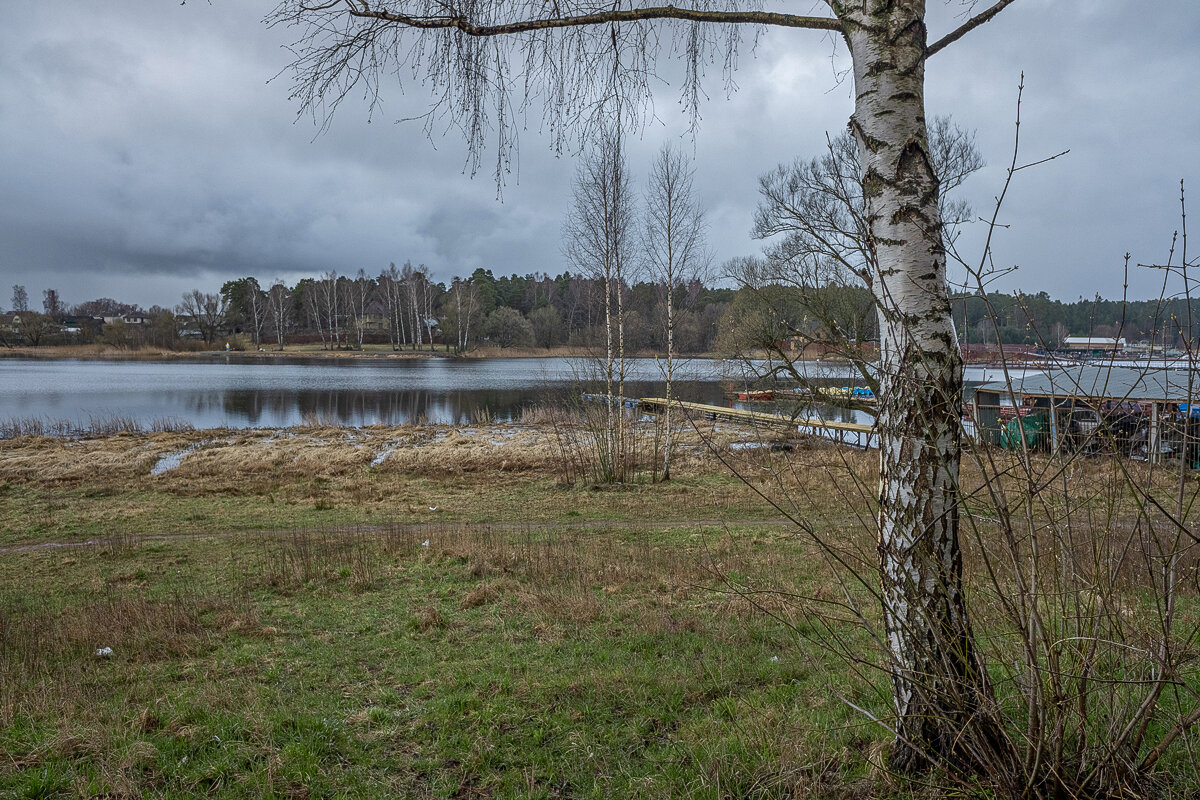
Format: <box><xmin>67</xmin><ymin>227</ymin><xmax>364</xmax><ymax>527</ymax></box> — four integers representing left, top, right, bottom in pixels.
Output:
<box><xmin>973</xmin><ymin>364</ymin><xmax>1199</xmax><ymax>462</ymax></box>
<box><xmin>1062</xmin><ymin>336</ymin><xmax>1126</xmax><ymax>356</ymax></box>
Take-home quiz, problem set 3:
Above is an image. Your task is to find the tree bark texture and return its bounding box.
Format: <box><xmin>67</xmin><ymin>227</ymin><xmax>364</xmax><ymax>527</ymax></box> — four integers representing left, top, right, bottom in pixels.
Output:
<box><xmin>840</xmin><ymin>0</ymin><xmax>1002</xmax><ymax>774</ymax></box>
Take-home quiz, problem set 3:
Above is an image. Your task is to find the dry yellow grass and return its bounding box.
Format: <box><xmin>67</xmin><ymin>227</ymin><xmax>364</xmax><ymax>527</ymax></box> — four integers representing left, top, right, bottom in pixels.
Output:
<box><xmin>0</xmin><ymin>419</ymin><xmax>781</xmax><ymax>489</ymax></box>
<box><xmin>0</xmin><ymin>419</ymin><xmax>814</xmax><ymax>547</ymax></box>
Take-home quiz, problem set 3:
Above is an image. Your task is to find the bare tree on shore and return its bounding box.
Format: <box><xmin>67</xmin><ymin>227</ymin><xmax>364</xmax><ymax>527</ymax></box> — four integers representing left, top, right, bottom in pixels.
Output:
<box><xmin>446</xmin><ymin>276</ymin><xmax>479</xmax><ymax>353</ymax></box>
<box><xmin>11</xmin><ymin>285</ymin><xmax>29</xmax><ymax>314</ymax></box>
<box><xmin>644</xmin><ymin>142</ymin><xmax>708</xmax><ymax>480</ymax></box>
<box><xmin>742</xmin><ymin>117</ymin><xmax>982</xmax><ymax>380</ymax></box>
<box><xmin>348</xmin><ymin>269</ymin><xmax>373</xmax><ymax>349</ymax></box>
<box><xmin>564</xmin><ymin>133</ymin><xmax>636</xmax><ymax>482</ymax></box>
<box><xmin>176</xmin><ymin>289</ymin><xmax>225</xmax><ymax>344</ymax></box>
<box><xmin>267</xmin><ymin>281</ymin><xmax>292</xmax><ymax>350</ymax></box>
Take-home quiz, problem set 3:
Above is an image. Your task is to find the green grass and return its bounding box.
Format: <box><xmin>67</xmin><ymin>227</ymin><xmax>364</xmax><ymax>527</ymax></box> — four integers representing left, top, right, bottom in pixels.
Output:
<box><xmin>0</xmin><ymin>470</ymin><xmax>784</xmax><ymax>548</ymax></box>
<box><xmin>8</xmin><ymin>428</ymin><xmax>1200</xmax><ymax>797</ymax></box>
<box><xmin>0</xmin><ymin>524</ymin><xmax>884</xmax><ymax>799</ymax></box>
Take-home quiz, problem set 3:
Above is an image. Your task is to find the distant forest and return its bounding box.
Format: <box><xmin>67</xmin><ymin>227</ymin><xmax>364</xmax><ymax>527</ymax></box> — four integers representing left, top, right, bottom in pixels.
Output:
<box><xmin>4</xmin><ymin>271</ymin><xmax>1197</xmax><ymax>354</ymax></box>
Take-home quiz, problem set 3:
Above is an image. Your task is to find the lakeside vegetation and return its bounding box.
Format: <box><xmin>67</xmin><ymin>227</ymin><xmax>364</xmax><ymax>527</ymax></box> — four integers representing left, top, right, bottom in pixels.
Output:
<box><xmin>0</xmin><ymin>342</ymin><xmax>728</xmax><ymax>364</ymax></box>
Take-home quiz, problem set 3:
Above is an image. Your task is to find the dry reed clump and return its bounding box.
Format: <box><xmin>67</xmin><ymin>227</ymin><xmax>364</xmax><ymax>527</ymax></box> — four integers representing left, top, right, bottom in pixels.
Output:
<box><xmin>0</xmin><ymin>419</ymin><xmax>739</xmax><ymax>490</ymax></box>
<box><xmin>0</xmin><ymin>414</ymin><xmax>194</xmax><ymax>440</ymax></box>
<box><xmin>0</xmin><ymin>434</ymin><xmax>202</xmax><ymax>487</ymax></box>
<box><xmin>169</xmin><ymin>434</ymin><xmax>374</xmax><ymax>483</ymax></box>
<box><xmin>460</xmin><ymin>579</ymin><xmax>517</xmax><ymax>609</ymax></box>
<box><xmin>119</xmin><ymin>739</ymin><xmax>161</xmax><ymax>771</ymax></box>
<box><xmin>4</xmin><ymin>728</ymin><xmax>111</xmax><ymax>772</ymax></box>
<box><xmin>408</xmin><ymin>424</ymin><xmax>561</xmax><ymax>474</ymax></box>
<box><xmin>0</xmin><ymin>344</ymin><xmax>187</xmax><ymax>361</ymax></box>
<box><xmin>414</xmin><ymin>605</ymin><xmax>446</xmax><ymax>632</ymax></box>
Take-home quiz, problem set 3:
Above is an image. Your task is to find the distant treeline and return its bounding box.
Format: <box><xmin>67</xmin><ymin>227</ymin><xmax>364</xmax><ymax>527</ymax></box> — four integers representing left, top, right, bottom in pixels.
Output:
<box><xmin>3</xmin><ymin>268</ymin><xmax>733</xmax><ymax>353</ymax></box>
<box><xmin>952</xmin><ymin>291</ymin><xmax>1200</xmax><ymax>346</ymax></box>
<box><xmin>5</xmin><ymin>274</ymin><xmax>1195</xmax><ymax>353</ymax></box>
<box><xmin>717</xmin><ymin>285</ymin><xmax>1200</xmax><ymax>357</ymax></box>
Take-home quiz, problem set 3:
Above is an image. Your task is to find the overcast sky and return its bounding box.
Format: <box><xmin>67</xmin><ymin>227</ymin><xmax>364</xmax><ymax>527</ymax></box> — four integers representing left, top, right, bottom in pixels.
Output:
<box><xmin>1</xmin><ymin>1</ymin><xmax>1197</xmax><ymax>311</ymax></box>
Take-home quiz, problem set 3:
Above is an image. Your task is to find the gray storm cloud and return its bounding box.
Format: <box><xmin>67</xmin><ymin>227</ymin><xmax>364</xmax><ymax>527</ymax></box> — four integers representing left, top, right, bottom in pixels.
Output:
<box><xmin>1</xmin><ymin>1</ymin><xmax>1197</xmax><ymax>309</ymax></box>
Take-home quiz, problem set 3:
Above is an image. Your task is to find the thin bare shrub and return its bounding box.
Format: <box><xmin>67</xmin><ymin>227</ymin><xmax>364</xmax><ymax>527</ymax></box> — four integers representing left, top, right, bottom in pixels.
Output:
<box><xmin>913</xmin><ymin>106</ymin><xmax>1200</xmax><ymax>796</ymax></box>
<box><xmin>544</xmin><ymin>393</ymin><xmax>663</xmax><ymax>485</ymax></box>
<box><xmin>713</xmin><ymin>85</ymin><xmax>1200</xmax><ymax>796</ymax></box>
<box><xmin>945</xmin><ymin>180</ymin><xmax>1200</xmax><ymax>796</ymax></box>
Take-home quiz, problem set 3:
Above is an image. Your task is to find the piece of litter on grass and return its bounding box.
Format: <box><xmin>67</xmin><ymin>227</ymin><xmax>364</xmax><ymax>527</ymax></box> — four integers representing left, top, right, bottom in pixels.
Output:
<box><xmin>428</xmin><ymin>506</ymin><xmax>438</xmax><ymax>511</ymax></box>
<box><xmin>769</xmin><ymin>655</ymin><xmax>779</xmax><ymax>663</ymax></box>
<box><xmin>421</xmin><ymin>539</ymin><xmax>430</xmax><ymax>547</ymax></box>
<box><xmin>95</xmin><ymin>646</ymin><xmax>114</xmax><ymax>657</ymax></box>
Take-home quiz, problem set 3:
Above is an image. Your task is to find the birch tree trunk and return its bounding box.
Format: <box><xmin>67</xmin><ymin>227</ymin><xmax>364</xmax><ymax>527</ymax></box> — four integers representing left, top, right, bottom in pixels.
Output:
<box><xmin>271</xmin><ymin>0</ymin><xmax>1026</xmax><ymax>771</ymax></box>
<box><xmin>839</xmin><ymin>0</ymin><xmax>1005</xmax><ymax>773</ymax></box>
<box><xmin>306</xmin><ymin>289</ymin><xmax>327</xmax><ymax>350</ymax></box>
<box><xmin>664</xmin><ymin>282</ymin><xmax>674</xmax><ymax>479</ymax></box>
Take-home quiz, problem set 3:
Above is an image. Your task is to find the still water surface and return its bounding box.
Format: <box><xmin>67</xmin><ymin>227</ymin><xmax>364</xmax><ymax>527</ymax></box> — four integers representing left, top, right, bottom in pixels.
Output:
<box><xmin>0</xmin><ymin>357</ymin><xmax>1017</xmax><ymax>430</ymax></box>
<box><xmin>0</xmin><ymin>357</ymin><xmax>733</xmax><ymax>428</ymax></box>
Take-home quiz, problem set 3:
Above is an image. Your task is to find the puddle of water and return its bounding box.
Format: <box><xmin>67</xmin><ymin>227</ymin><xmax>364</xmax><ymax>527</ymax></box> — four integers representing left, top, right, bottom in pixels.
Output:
<box><xmin>150</xmin><ymin>441</ymin><xmax>215</xmax><ymax>474</ymax></box>
<box><xmin>151</xmin><ymin>448</ymin><xmax>195</xmax><ymax>475</ymax></box>
<box><xmin>371</xmin><ymin>446</ymin><xmax>397</xmax><ymax>467</ymax></box>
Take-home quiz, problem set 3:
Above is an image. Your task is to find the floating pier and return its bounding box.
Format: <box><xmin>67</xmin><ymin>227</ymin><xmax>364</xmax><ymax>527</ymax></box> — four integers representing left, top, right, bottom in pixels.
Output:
<box><xmin>638</xmin><ymin>397</ymin><xmax>875</xmax><ymax>448</ymax></box>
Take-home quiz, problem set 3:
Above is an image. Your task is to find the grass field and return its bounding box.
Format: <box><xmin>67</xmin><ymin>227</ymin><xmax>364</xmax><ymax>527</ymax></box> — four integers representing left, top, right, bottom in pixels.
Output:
<box><xmin>3</xmin><ymin>421</ymin><xmax>1199</xmax><ymax>798</ymax></box>
<box><xmin>1</xmin><ymin>521</ymin><xmax>887</xmax><ymax>799</ymax></box>
<box><xmin>0</xmin><ymin>423</ymin><xmax>894</xmax><ymax>799</ymax></box>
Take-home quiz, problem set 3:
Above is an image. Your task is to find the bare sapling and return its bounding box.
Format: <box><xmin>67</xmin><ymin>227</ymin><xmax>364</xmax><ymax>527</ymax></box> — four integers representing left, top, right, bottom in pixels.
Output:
<box><xmin>644</xmin><ymin>142</ymin><xmax>709</xmax><ymax>481</ymax></box>
<box><xmin>564</xmin><ymin>133</ymin><xmax>638</xmax><ymax>483</ymax></box>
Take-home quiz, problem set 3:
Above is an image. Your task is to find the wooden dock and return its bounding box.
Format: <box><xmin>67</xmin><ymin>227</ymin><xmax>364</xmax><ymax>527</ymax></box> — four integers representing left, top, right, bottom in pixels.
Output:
<box><xmin>638</xmin><ymin>397</ymin><xmax>875</xmax><ymax>446</ymax></box>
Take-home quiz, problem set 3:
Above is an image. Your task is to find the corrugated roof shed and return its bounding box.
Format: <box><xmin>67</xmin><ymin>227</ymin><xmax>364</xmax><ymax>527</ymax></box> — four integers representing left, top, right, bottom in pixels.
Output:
<box><xmin>977</xmin><ymin>365</ymin><xmax>1200</xmax><ymax>403</ymax></box>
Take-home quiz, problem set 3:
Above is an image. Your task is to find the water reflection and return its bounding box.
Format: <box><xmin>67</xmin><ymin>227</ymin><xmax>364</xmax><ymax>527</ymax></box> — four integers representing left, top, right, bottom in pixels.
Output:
<box><xmin>0</xmin><ymin>357</ymin><xmax>1006</xmax><ymax>430</ymax></box>
<box><xmin>195</xmin><ymin>380</ymin><xmax>731</xmax><ymax>427</ymax></box>
<box><xmin>0</xmin><ymin>358</ymin><xmax>734</xmax><ymax>428</ymax></box>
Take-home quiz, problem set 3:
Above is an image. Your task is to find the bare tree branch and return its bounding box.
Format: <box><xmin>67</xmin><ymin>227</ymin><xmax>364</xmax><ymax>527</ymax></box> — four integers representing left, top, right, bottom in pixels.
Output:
<box><xmin>341</xmin><ymin>4</ymin><xmax>843</xmax><ymax>35</ymax></box>
<box><xmin>926</xmin><ymin>0</ymin><xmax>1019</xmax><ymax>58</ymax></box>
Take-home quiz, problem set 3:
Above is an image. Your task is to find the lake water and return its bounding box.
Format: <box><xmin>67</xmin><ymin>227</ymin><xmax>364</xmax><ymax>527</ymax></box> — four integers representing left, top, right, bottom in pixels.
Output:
<box><xmin>0</xmin><ymin>357</ymin><xmax>733</xmax><ymax>429</ymax></box>
<box><xmin>0</xmin><ymin>357</ymin><xmax>1024</xmax><ymax>431</ymax></box>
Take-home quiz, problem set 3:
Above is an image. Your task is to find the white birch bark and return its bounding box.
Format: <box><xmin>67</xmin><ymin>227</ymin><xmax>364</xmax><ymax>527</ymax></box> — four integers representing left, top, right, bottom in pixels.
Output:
<box><xmin>838</xmin><ymin>0</ymin><xmax>1002</xmax><ymax>772</ymax></box>
<box><xmin>645</xmin><ymin>144</ymin><xmax>706</xmax><ymax>481</ymax></box>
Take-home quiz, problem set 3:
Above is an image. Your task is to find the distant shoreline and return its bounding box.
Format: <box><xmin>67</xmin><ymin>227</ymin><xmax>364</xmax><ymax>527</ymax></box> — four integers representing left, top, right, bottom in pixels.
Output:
<box><xmin>0</xmin><ymin>344</ymin><xmax>731</xmax><ymax>364</ymax></box>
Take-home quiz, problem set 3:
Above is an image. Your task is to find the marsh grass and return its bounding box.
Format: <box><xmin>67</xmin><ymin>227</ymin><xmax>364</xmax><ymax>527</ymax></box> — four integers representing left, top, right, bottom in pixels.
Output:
<box><xmin>0</xmin><ymin>414</ymin><xmax>194</xmax><ymax>439</ymax></box>
<box><xmin>0</xmin><ymin>423</ymin><xmax>781</xmax><ymax>552</ymax></box>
